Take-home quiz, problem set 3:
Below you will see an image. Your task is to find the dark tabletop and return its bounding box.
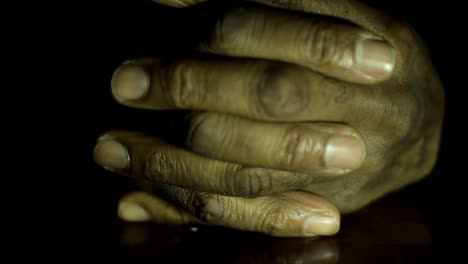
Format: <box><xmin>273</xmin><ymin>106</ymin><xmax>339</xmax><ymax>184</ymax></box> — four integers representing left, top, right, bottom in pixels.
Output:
<box><xmin>113</xmin><ymin>200</ymin><xmax>433</xmax><ymax>263</ymax></box>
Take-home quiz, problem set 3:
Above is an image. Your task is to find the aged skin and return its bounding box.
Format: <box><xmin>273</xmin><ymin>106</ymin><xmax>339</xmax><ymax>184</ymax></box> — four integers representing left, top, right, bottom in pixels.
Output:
<box><xmin>94</xmin><ymin>0</ymin><xmax>444</xmax><ymax>236</ymax></box>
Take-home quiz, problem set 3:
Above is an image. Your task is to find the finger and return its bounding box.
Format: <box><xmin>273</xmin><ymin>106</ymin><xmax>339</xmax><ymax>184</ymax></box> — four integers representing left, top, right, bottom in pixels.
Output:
<box><xmin>111</xmin><ymin>59</ymin><xmax>368</xmax><ymax>122</ymax></box>
<box><xmin>153</xmin><ymin>0</ymin><xmax>408</xmax><ymax>80</ymax></box>
<box><xmin>93</xmin><ymin>131</ymin><xmax>318</xmax><ymax>197</ymax></box>
<box><xmin>247</xmin><ymin>0</ymin><xmax>415</xmax><ymax>74</ymax></box>
<box><xmin>152</xmin><ymin>0</ymin><xmax>408</xmax><ymax>40</ymax></box>
<box><xmin>118</xmin><ymin>191</ymin><xmax>196</xmax><ymax>224</ymax></box>
<box><xmin>246</xmin><ymin>0</ymin><xmax>405</xmax><ymax>40</ymax></box>
<box><xmin>200</xmin><ymin>6</ymin><xmax>395</xmax><ymax>84</ymax></box>
<box><xmin>187</xmin><ymin>112</ymin><xmax>365</xmax><ymax>173</ymax></box>
<box><xmin>158</xmin><ymin>185</ymin><xmax>341</xmax><ymax>236</ymax></box>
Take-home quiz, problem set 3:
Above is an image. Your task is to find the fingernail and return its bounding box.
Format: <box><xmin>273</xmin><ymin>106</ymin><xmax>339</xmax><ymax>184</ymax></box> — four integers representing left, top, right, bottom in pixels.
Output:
<box><xmin>93</xmin><ymin>137</ymin><xmax>129</xmax><ymax>170</ymax></box>
<box><xmin>111</xmin><ymin>65</ymin><xmax>149</xmax><ymax>100</ymax></box>
<box><xmin>355</xmin><ymin>39</ymin><xmax>395</xmax><ymax>79</ymax></box>
<box><xmin>324</xmin><ymin>136</ymin><xmax>364</xmax><ymax>171</ymax></box>
<box><xmin>303</xmin><ymin>215</ymin><xmax>340</xmax><ymax>236</ymax></box>
<box><xmin>118</xmin><ymin>202</ymin><xmax>151</xmax><ymax>222</ymax></box>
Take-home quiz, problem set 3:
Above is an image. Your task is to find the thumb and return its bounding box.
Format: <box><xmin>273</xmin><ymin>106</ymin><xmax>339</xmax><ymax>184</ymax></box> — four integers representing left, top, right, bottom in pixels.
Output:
<box><xmin>152</xmin><ymin>0</ymin><xmax>208</xmax><ymax>8</ymax></box>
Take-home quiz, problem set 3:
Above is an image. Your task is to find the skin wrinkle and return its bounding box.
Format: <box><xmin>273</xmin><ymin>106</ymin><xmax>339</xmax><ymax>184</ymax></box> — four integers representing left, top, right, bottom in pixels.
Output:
<box><xmin>186</xmin><ymin>113</ymin><xmax>210</xmax><ymax>149</ymax></box>
<box><xmin>227</xmin><ymin>164</ymin><xmax>239</xmax><ymax>196</ymax></box>
<box><xmin>218</xmin><ymin>114</ymin><xmax>237</xmax><ymax>157</ymax></box>
<box><xmin>234</xmin><ymin>168</ymin><xmax>268</xmax><ymax>196</ymax></box>
<box><xmin>250</xmin><ymin>170</ymin><xmax>262</xmax><ymax>198</ymax></box>
<box><xmin>192</xmin><ymin>192</ymin><xmax>218</xmax><ymax>222</ymax></box>
<box><xmin>313</xmin><ymin>21</ymin><xmax>338</xmax><ymax>67</ymax></box>
<box><xmin>336</xmin><ymin>34</ymin><xmax>355</xmax><ymax>69</ymax></box>
<box><xmin>144</xmin><ymin>150</ymin><xmax>167</xmax><ymax>184</ymax></box>
<box><xmin>285</xmin><ymin>126</ymin><xmax>325</xmax><ymax>170</ymax></box>
<box><xmin>174</xmin><ymin>62</ymin><xmax>202</xmax><ymax>109</ymax></box>
<box><xmin>315</xmin><ymin>75</ymin><xmax>354</xmax><ymax>114</ymax></box>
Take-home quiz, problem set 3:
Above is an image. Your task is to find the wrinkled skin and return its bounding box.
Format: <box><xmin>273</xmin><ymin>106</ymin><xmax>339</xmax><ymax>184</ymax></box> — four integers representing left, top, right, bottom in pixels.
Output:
<box><xmin>94</xmin><ymin>0</ymin><xmax>444</xmax><ymax>236</ymax></box>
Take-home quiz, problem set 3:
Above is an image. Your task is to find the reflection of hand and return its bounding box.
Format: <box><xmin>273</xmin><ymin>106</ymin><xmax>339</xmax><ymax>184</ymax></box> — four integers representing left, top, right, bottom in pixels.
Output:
<box><xmin>94</xmin><ymin>0</ymin><xmax>444</xmax><ymax>236</ymax></box>
<box><xmin>120</xmin><ymin>211</ymin><xmax>339</xmax><ymax>264</ymax></box>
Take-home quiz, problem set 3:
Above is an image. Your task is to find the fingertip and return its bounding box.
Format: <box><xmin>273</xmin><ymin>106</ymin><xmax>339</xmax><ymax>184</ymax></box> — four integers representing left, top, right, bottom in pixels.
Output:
<box><xmin>118</xmin><ymin>201</ymin><xmax>152</xmax><ymax>222</ymax></box>
<box><xmin>93</xmin><ymin>137</ymin><xmax>129</xmax><ymax>171</ymax></box>
<box><xmin>121</xmin><ymin>192</ymin><xmax>193</xmax><ymax>224</ymax></box>
<box><xmin>111</xmin><ymin>64</ymin><xmax>150</xmax><ymax>101</ymax></box>
<box><xmin>303</xmin><ymin>213</ymin><xmax>340</xmax><ymax>236</ymax></box>
<box><xmin>284</xmin><ymin>192</ymin><xmax>341</xmax><ymax>236</ymax></box>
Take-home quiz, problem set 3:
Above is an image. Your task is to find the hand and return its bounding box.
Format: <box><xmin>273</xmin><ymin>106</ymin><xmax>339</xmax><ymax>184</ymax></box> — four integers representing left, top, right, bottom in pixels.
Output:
<box><xmin>94</xmin><ymin>0</ymin><xmax>444</xmax><ymax>236</ymax></box>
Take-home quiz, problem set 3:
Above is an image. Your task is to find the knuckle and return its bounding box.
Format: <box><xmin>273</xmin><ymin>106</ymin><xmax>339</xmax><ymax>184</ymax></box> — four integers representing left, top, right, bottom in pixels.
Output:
<box><xmin>187</xmin><ymin>113</ymin><xmax>234</xmax><ymax>155</ymax></box>
<box><xmin>257</xmin><ymin>65</ymin><xmax>307</xmax><ymax>118</ymax></box>
<box><xmin>186</xmin><ymin>112</ymin><xmax>213</xmax><ymax>149</ymax></box>
<box><xmin>207</xmin><ymin>7</ymin><xmax>256</xmax><ymax>51</ymax></box>
<box><xmin>258</xmin><ymin>204</ymin><xmax>290</xmax><ymax>236</ymax></box>
<box><xmin>281</xmin><ymin>171</ymin><xmax>313</xmax><ymax>187</ymax></box>
<box><xmin>191</xmin><ymin>193</ymin><xmax>224</xmax><ymax>222</ymax></box>
<box><xmin>163</xmin><ymin>61</ymin><xmax>199</xmax><ymax>108</ymax></box>
<box><xmin>278</xmin><ymin>125</ymin><xmax>324</xmax><ymax>170</ymax></box>
<box><xmin>304</xmin><ymin>20</ymin><xmax>339</xmax><ymax>66</ymax></box>
<box><xmin>144</xmin><ymin>149</ymin><xmax>182</xmax><ymax>184</ymax></box>
<box><xmin>144</xmin><ymin>150</ymin><xmax>168</xmax><ymax>183</ymax></box>
<box><xmin>232</xmin><ymin>168</ymin><xmax>275</xmax><ymax>197</ymax></box>
<box><xmin>231</xmin><ymin>168</ymin><xmax>309</xmax><ymax>197</ymax></box>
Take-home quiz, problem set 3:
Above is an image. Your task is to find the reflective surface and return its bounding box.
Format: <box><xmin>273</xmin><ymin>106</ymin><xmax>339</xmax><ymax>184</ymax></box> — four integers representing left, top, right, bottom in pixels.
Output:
<box><xmin>113</xmin><ymin>201</ymin><xmax>432</xmax><ymax>263</ymax></box>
